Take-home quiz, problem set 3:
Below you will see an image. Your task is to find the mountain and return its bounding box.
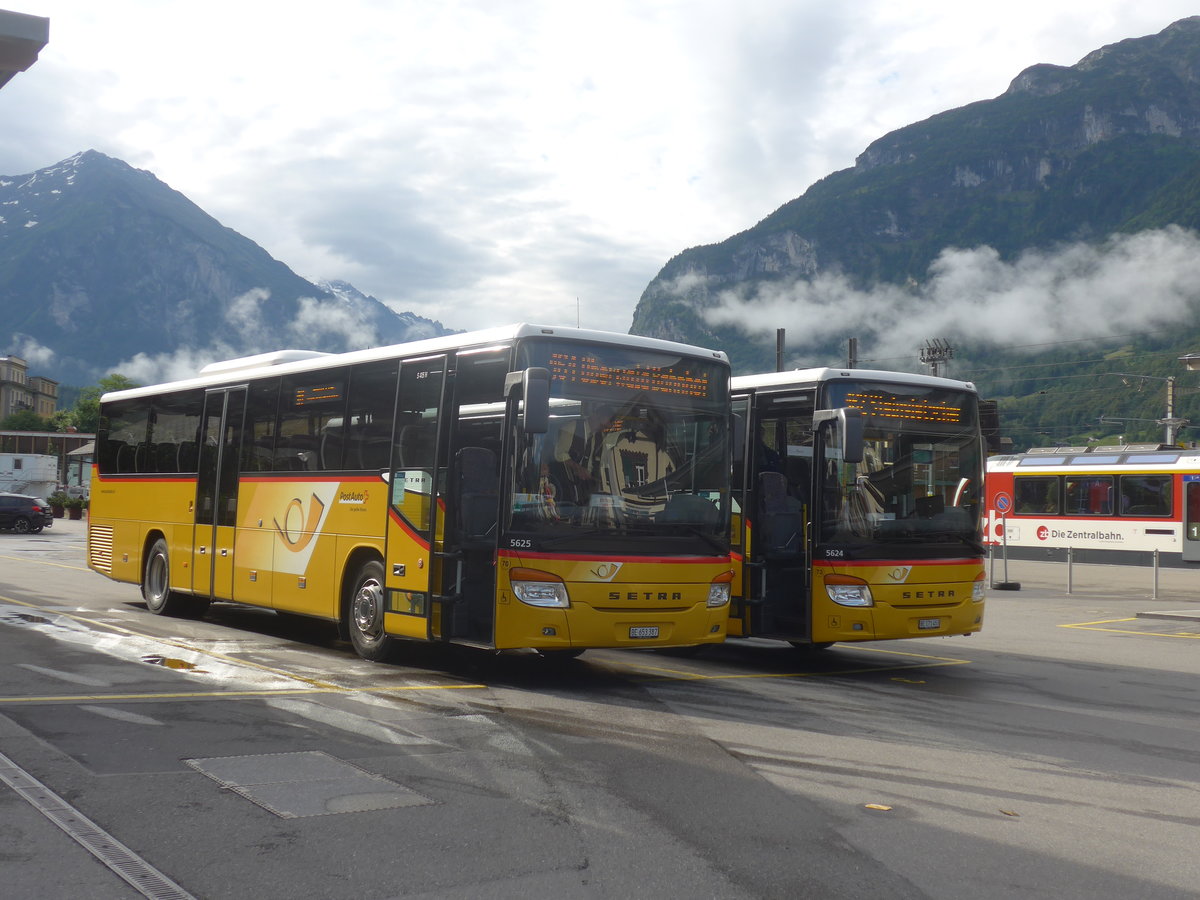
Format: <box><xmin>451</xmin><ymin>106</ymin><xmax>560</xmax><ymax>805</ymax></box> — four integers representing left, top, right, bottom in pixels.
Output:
<box><xmin>0</xmin><ymin>150</ymin><xmax>454</xmax><ymax>386</ymax></box>
<box><xmin>630</xmin><ymin>17</ymin><xmax>1200</xmax><ymax>393</ymax></box>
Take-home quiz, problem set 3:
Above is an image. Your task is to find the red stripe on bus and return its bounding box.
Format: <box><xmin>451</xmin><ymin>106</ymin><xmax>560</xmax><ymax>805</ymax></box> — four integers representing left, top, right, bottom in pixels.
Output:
<box><xmin>240</xmin><ymin>474</ymin><xmax>380</xmax><ymax>484</ymax></box>
<box><xmin>387</xmin><ymin>507</ymin><xmax>430</xmax><ymax>548</ymax></box>
<box><xmin>818</xmin><ymin>557</ymin><xmax>981</xmax><ymax>567</ymax></box>
<box><xmin>497</xmin><ymin>548</ymin><xmax>728</xmax><ymax>565</ymax></box>
<box><xmin>93</xmin><ymin>475</ymin><xmax>195</xmax><ymax>483</ymax></box>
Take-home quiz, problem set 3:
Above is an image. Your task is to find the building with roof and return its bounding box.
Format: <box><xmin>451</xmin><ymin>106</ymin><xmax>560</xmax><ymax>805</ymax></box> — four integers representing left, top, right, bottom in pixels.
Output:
<box><xmin>0</xmin><ymin>8</ymin><xmax>48</xmax><ymax>90</ymax></box>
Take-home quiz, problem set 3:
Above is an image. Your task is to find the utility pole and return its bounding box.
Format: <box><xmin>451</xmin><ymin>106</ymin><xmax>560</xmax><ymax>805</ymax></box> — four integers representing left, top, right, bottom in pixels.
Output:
<box><xmin>776</xmin><ymin>328</ymin><xmax>785</xmax><ymax>372</ymax></box>
<box><xmin>920</xmin><ymin>339</ymin><xmax>954</xmax><ymax>377</ymax></box>
<box><xmin>847</xmin><ymin>337</ymin><xmax>858</xmax><ymax>369</ymax></box>
<box><xmin>1162</xmin><ymin>376</ymin><xmax>1182</xmax><ymax>445</ymax></box>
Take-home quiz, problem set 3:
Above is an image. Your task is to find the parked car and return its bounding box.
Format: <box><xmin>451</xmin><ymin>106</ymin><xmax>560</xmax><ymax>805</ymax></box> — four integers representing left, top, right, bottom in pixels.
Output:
<box><xmin>0</xmin><ymin>492</ymin><xmax>53</xmax><ymax>533</ymax></box>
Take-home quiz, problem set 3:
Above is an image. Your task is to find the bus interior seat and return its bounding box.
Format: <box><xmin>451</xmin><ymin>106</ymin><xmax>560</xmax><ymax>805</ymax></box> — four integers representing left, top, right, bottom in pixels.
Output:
<box><xmin>398</xmin><ymin>424</ymin><xmax>434</xmax><ymax>468</ymax></box>
<box><xmin>456</xmin><ymin>446</ymin><xmax>498</xmax><ymax>544</ymax></box>
<box><xmin>177</xmin><ymin>441</ymin><xmax>198</xmax><ymax>472</ymax></box>
<box><xmin>153</xmin><ymin>442</ymin><xmax>177</xmax><ymax>473</ymax></box>
<box><xmin>320</xmin><ymin>430</ymin><xmax>344</xmax><ymax>470</ymax></box>
<box><xmin>757</xmin><ymin>470</ymin><xmax>802</xmax><ymax>556</ymax></box>
<box><xmin>274</xmin><ymin>435</ymin><xmax>318</xmax><ymax>470</ymax></box>
<box><xmin>354</xmin><ymin>423</ymin><xmax>393</xmax><ymax>469</ymax></box>
<box><xmin>658</xmin><ymin>493</ymin><xmax>719</xmax><ymax>527</ymax></box>
<box><xmin>784</xmin><ymin>456</ymin><xmax>810</xmax><ymax>504</ymax></box>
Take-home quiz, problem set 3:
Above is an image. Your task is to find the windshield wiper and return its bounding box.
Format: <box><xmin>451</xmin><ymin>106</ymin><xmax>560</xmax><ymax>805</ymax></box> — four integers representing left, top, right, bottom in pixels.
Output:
<box><xmin>664</xmin><ymin>524</ymin><xmax>727</xmax><ymax>554</ymax></box>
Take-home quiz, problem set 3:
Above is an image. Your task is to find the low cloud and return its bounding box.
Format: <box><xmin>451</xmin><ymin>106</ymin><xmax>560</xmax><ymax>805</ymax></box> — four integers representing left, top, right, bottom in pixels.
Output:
<box><xmin>5</xmin><ymin>333</ymin><xmax>56</xmax><ymax>368</ymax></box>
<box><xmin>111</xmin><ymin>288</ymin><xmax>383</xmax><ymax>385</ymax></box>
<box><xmin>699</xmin><ymin>226</ymin><xmax>1200</xmax><ymax>365</ymax></box>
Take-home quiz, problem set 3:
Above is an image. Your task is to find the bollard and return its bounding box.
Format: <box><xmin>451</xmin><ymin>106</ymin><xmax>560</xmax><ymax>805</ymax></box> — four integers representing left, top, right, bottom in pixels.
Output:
<box><xmin>1153</xmin><ymin>549</ymin><xmax>1160</xmax><ymax>601</ymax></box>
<box><xmin>992</xmin><ymin>514</ymin><xmax>1020</xmax><ymax>590</ymax></box>
<box><xmin>1067</xmin><ymin>547</ymin><xmax>1073</xmax><ymax>594</ymax></box>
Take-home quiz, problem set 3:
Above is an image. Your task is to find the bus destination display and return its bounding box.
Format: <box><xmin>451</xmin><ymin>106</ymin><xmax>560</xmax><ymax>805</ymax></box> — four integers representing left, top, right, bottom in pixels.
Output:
<box><xmin>547</xmin><ymin>351</ymin><xmax>714</xmax><ymax>400</ymax></box>
<box><xmin>292</xmin><ymin>382</ymin><xmax>344</xmax><ymax>407</ymax></box>
<box><xmin>841</xmin><ymin>388</ymin><xmax>965</xmax><ymax>424</ymax></box>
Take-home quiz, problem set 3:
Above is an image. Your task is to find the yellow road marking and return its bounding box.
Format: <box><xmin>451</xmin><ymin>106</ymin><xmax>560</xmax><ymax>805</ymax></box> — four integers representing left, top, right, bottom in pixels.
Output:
<box><xmin>1060</xmin><ymin>618</ymin><xmax>1200</xmax><ymax>639</ymax></box>
<box><xmin>0</xmin><ymin>553</ymin><xmax>91</xmax><ymax>573</ymax></box>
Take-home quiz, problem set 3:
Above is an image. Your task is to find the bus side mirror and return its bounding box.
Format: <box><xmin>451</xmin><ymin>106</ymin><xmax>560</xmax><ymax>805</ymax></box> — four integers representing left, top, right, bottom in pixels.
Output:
<box><xmin>812</xmin><ymin>408</ymin><xmax>864</xmax><ymax>463</ymax></box>
<box><xmin>504</xmin><ymin>368</ymin><xmax>550</xmax><ymax>434</ymax></box>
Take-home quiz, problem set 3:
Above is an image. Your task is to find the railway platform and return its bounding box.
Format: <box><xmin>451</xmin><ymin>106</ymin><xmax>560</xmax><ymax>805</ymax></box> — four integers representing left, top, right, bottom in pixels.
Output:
<box><xmin>989</xmin><ymin>556</ymin><xmax>1200</xmax><ymax>620</ymax></box>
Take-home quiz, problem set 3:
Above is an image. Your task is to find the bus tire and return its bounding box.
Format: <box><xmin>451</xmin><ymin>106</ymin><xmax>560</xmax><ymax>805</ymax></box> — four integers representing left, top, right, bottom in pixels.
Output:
<box><xmin>347</xmin><ymin>559</ymin><xmax>396</xmax><ymax>663</ymax></box>
<box><xmin>789</xmin><ymin>641</ymin><xmax>834</xmax><ymax>652</ymax></box>
<box><xmin>142</xmin><ymin>538</ymin><xmax>200</xmax><ymax>617</ymax></box>
<box><xmin>539</xmin><ymin>648</ymin><xmax>585</xmax><ymax>661</ymax></box>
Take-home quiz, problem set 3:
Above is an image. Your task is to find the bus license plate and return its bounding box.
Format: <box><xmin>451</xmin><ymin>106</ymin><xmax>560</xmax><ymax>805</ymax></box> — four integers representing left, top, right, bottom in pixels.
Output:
<box><xmin>629</xmin><ymin>626</ymin><xmax>659</xmax><ymax>639</ymax></box>
<box><xmin>917</xmin><ymin>618</ymin><xmax>941</xmax><ymax>630</ymax></box>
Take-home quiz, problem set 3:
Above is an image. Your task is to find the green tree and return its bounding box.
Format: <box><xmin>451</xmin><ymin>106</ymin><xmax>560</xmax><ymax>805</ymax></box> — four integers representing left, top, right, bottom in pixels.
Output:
<box><xmin>0</xmin><ymin>409</ymin><xmax>47</xmax><ymax>431</ymax></box>
<box><xmin>47</xmin><ymin>409</ymin><xmax>78</xmax><ymax>432</ymax></box>
<box><xmin>71</xmin><ymin>374</ymin><xmax>140</xmax><ymax>434</ymax></box>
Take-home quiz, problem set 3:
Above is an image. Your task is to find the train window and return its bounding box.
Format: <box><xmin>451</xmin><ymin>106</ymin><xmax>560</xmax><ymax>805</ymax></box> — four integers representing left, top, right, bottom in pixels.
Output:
<box><xmin>1118</xmin><ymin>475</ymin><xmax>1172</xmax><ymax>517</ymax></box>
<box><xmin>1014</xmin><ymin>476</ymin><xmax>1059</xmax><ymax>515</ymax></box>
<box><xmin>1064</xmin><ymin>475</ymin><xmax>1113</xmax><ymax>516</ymax></box>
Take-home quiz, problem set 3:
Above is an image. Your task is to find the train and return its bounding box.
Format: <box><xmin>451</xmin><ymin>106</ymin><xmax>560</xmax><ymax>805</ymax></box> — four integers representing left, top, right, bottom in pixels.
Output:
<box><xmin>985</xmin><ymin>444</ymin><xmax>1200</xmax><ymax>566</ymax></box>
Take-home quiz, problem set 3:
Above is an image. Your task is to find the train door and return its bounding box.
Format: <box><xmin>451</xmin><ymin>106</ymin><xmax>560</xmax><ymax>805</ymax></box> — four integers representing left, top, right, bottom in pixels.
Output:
<box><xmin>1183</xmin><ymin>475</ymin><xmax>1200</xmax><ymax>563</ymax></box>
<box><xmin>193</xmin><ymin>387</ymin><xmax>246</xmax><ymax>600</ymax></box>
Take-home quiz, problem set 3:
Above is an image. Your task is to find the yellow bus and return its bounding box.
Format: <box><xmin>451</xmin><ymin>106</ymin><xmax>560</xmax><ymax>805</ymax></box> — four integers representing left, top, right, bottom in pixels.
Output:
<box><xmin>87</xmin><ymin>325</ymin><xmax>733</xmax><ymax>661</ymax></box>
<box><xmin>729</xmin><ymin>368</ymin><xmax>986</xmax><ymax>649</ymax></box>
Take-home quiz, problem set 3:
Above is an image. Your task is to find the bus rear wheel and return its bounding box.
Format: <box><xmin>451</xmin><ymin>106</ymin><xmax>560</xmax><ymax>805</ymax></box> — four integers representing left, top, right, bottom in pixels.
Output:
<box><xmin>347</xmin><ymin>560</ymin><xmax>396</xmax><ymax>663</ymax></box>
<box><xmin>142</xmin><ymin>538</ymin><xmax>207</xmax><ymax>618</ymax></box>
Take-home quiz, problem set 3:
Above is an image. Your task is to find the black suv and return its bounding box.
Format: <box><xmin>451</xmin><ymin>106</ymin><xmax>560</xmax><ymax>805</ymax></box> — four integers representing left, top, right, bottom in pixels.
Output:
<box><xmin>0</xmin><ymin>492</ymin><xmax>53</xmax><ymax>533</ymax></box>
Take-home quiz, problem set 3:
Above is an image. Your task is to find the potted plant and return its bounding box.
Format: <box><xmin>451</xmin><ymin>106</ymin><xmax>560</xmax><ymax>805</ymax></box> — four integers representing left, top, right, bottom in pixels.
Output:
<box><xmin>48</xmin><ymin>492</ymin><xmax>69</xmax><ymax>518</ymax></box>
<box><xmin>65</xmin><ymin>497</ymin><xmax>84</xmax><ymax>520</ymax></box>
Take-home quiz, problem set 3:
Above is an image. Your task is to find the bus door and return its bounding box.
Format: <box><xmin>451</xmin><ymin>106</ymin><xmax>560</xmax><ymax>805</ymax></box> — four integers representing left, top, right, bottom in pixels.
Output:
<box><xmin>730</xmin><ymin>396</ymin><xmax>752</xmax><ymax>634</ymax></box>
<box><xmin>440</xmin><ymin>347</ymin><xmax>511</xmax><ymax>643</ymax></box>
<box><xmin>193</xmin><ymin>386</ymin><xmax>246</xmax><ymax>600</ymax></box>
<box><xmin>384</xmin><ymin>355</ymin><xmax>447</xmax><ymax>640</ymax></box>
<box><xmin>747</xmin><ymin>397</ymin><xmax>815</xmax><ymax>638</ymax></box>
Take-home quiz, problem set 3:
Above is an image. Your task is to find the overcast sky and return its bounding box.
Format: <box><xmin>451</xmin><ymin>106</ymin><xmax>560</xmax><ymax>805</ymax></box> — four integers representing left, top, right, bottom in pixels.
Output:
<box><xmin>2</xmin><ymin>1</ymin><xmax>1197</xmax><ymax>338</ymax></box>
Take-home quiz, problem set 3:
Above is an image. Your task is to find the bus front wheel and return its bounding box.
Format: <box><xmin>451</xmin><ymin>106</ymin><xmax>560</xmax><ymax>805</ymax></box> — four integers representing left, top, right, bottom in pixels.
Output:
<box><xmin>347</xmin><ymin>560</ymin><xmax>396</xmax><ymax>663</ymax></box>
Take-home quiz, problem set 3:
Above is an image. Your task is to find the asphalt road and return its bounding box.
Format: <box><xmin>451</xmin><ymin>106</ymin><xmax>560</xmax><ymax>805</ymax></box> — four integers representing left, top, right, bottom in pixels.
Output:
<box><xmin>1</xmin><ymin>517</ymin><xmax>1198</xmax><ymax>899</ymax></box>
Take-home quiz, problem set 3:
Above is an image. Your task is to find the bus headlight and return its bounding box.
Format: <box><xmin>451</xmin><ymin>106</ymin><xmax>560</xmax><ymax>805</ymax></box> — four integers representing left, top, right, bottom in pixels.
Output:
<box><xmin>510</xmin><ymin>567</ymin><xmax>570</xmax><ymax>608</ymax></box>
<box><xmin>973</xmin><ymin>573</ymin><xmax>986</xmax><ymax>602</ymax></box>
<box><xmin>707</xmin><ymin>569</ymin><xmax>734</xmax><ymax>608</ymax></box>
<box><xmin>824</xmin><ymin>574</ymin><xmax>874</xmax><ymax>608</ymax></box>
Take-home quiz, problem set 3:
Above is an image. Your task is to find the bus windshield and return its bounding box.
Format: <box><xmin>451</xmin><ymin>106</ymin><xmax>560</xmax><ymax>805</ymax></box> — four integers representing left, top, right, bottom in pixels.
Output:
<box><xmin>509</xmin><ymin>339</ymin><xmax>729</xmax><ymax>552</ymax></box>
<box><xmin>819</xmin><ymin>380</ymin><xmax>983</xmax><ymax>557</ymax></box>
